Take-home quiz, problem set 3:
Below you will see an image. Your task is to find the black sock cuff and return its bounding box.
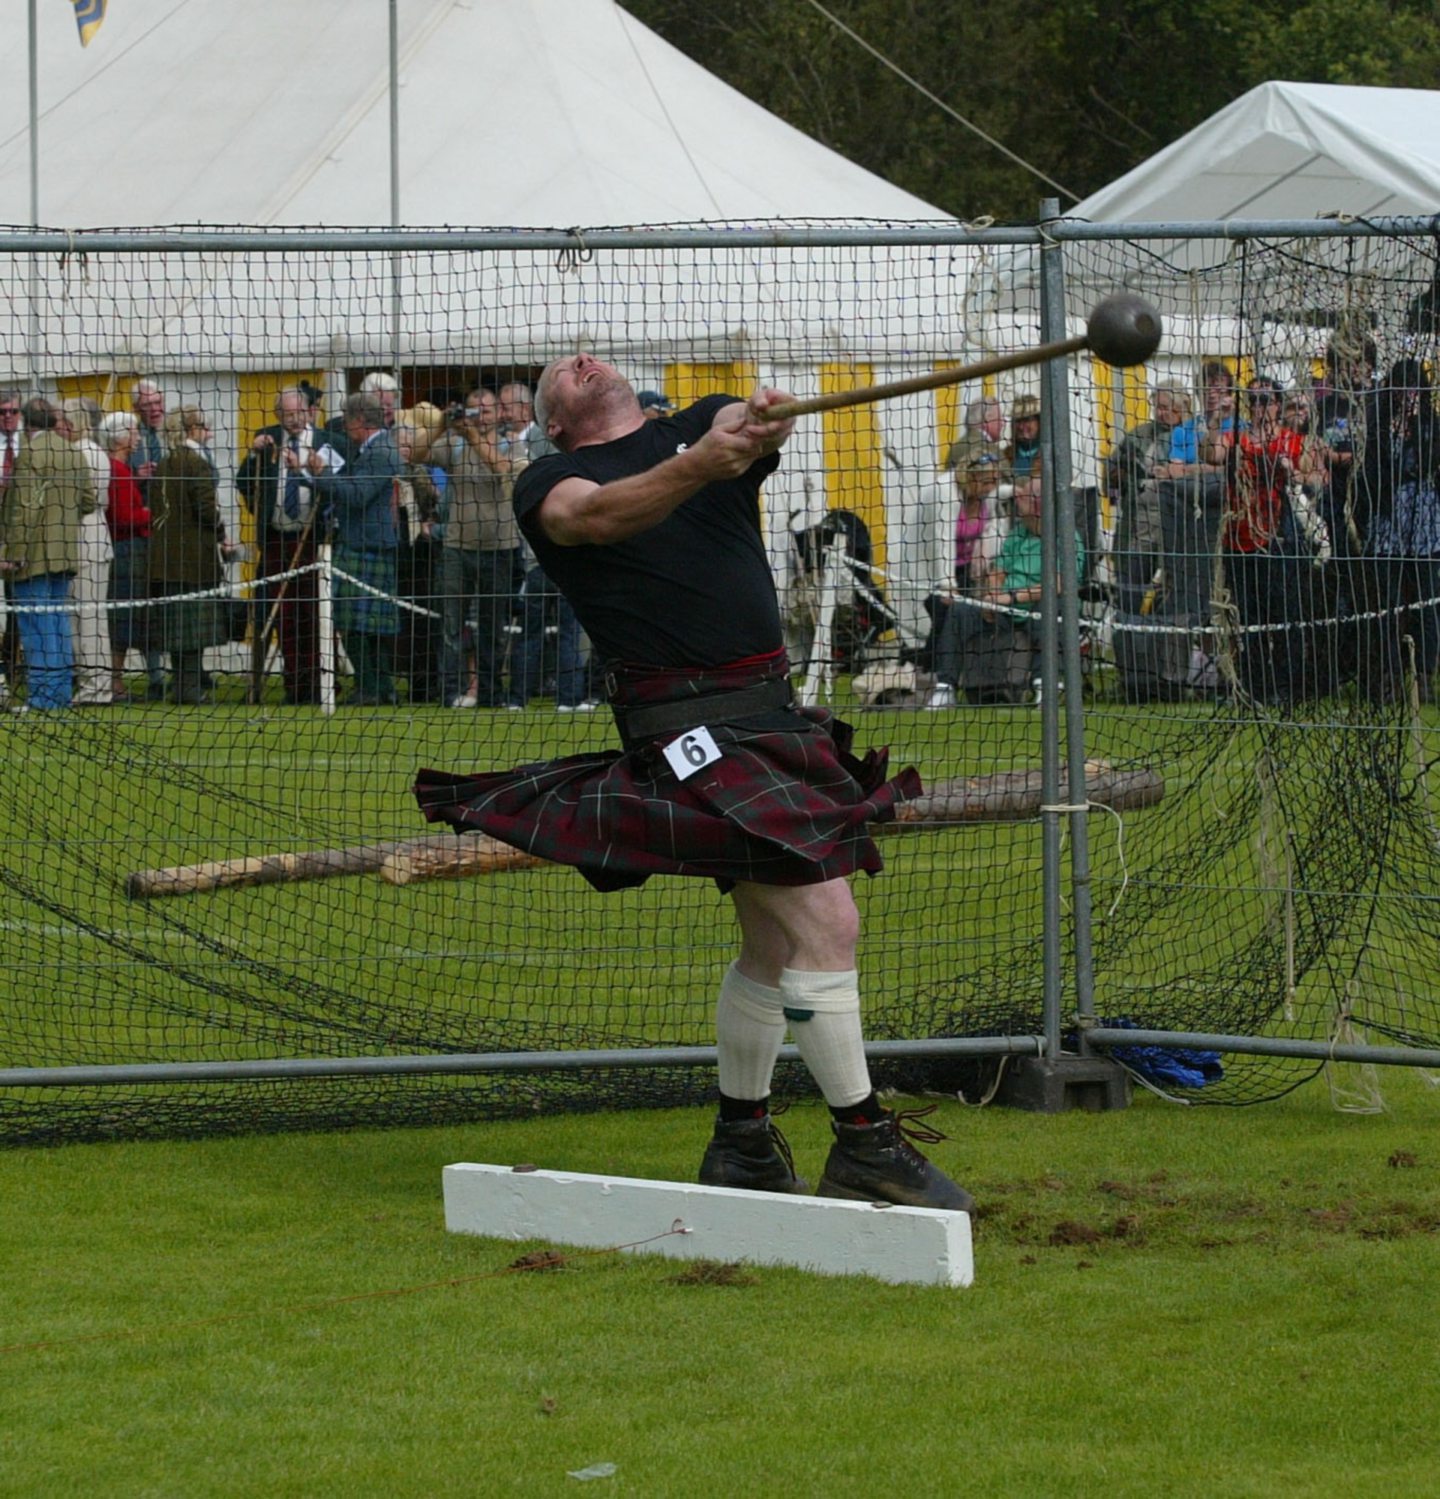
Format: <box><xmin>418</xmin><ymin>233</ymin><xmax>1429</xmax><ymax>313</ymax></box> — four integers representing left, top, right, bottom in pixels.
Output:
<box><xmin>829</xmin><ymin>1094</ymin><xmax>881</xmax><ymax>1127</ymax></box>
<box><xmin>719</xmin><ymin>1092</ymin><xmax>770</xmax><ymax>1122</ymax></box>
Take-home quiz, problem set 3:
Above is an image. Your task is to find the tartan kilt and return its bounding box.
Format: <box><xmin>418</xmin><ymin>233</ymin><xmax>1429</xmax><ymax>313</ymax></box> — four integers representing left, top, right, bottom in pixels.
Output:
<box><xmin>333</xmin><ymin>544</ymin><xmax>399</xmax><ymax>636</ymax></box>
<box><xmin>151</xmin><ymin>581</ymin><xmax>225</xmax><ymax>654</ymax></box>
<box><xmin>414</xmin><ymin>654</ymin><xmax>921</xmax><ymax>891</ymax></box>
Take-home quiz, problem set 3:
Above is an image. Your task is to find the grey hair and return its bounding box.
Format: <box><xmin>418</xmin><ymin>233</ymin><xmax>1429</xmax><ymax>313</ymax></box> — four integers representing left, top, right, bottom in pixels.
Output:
<box><xmin>344</xmin><ymin>391</ymin><xmax>387</xmax><ymax>428</ymax></box>
<box><xmin>533</xmin><ymin>365</ymin><xmax>557</xmax><ymax>432</ymax></box>
<box><xmin>964</xmin><ymin>396</ymin><xmax>1002</xmax><ymax>431</ymax></box>
<box><xmin>61</xmin><ymin>396</ymin><xmax>102</xmax><ymax>438</ymax></box>
<box><xmin>1153</xmin><ymin>381</ymin><xmax>1193</xmax><ymax>417</ymax></box>
<box><xmin>274</xmin><ymin>385</ymin><xmax>310</xmax><ymax>415</ymax></box>
<box><xmin>130</xmin><ymin>378</ymin><xmax>163</xmax><ymax>400</ymax></box>
<box><xmin>358</xmin><ymin>371</ymin><xmax>400</xmax><ymax>395</ymax></box>
<box><xmin>100</xmin><ymin>411</ymin><xmax>139</xmax><ymax>450</ymax></box>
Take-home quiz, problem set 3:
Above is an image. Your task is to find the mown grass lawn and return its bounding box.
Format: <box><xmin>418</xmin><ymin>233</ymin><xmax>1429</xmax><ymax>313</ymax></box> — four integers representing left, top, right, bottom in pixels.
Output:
<box><xmin>2</xmin><ymin>1072</ymin><xmax>1437</xmax><ymax>1497</ymax></box>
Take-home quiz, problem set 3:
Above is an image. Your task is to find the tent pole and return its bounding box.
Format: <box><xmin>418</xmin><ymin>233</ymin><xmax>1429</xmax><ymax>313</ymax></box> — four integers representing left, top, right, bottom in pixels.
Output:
<box><xmin>27</xmin><ymin>0</ymin><xmax>39</xmax><ymax>228</ymax></box>
<box><xmin>388</xmin><ymin>0</ymin><xmax>402</xmax><ymax>379</ymax></box>
<box><xmin>27</xmin><ymin>0</ymin><xmax>40</xmax><ymax>386</ymax></box>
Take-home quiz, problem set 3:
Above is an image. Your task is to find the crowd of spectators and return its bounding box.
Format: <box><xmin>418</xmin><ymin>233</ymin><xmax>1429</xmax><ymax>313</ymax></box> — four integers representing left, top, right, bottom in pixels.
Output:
<box><xmin>3</xmin><ymin>347</ymin><xmax>1436</xmax><ymax>715</ymax></box>
<box><xmin>1100</xmin><ymin>335</ymin><xmax>1440</xmax><ymax>706</ymax></box>
<box><xmin>913</xmin><ymin>338</ymin><xmax>1440</xmax><ymax>711</ymax></box>
<box><xmin>0</xmin><ymin>372</ymin><xmax>636</xmax><ymax>711</ymax></box>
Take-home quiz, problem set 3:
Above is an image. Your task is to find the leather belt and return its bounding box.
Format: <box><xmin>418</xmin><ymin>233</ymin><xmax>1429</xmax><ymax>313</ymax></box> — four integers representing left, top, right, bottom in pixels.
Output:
<box><xmin>611</xmin><ymin>678</ymin><xmax>795</xmax><ymax>741</ymax></box>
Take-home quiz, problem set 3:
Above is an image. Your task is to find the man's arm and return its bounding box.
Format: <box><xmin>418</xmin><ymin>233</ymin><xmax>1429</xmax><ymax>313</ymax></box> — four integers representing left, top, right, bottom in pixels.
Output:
<box><xmin>537</xmin><ymin>393</ymin><xmax>794</xmax><ymax>547</ymax></box>
<box><xmin>236</xmin><ymin>427</ymin><xmax>277</xmax><ymax>512</ymax></box>
<box><xmin>457</xmin><ymin>419</ymin><xmax>513</xmax><ymax>474</ymax></box>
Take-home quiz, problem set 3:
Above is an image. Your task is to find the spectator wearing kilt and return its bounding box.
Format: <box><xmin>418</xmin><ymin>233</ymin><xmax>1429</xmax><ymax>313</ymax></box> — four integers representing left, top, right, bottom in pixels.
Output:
<box><xmin>309</xmin><ymin>391</ymin><xmax>401</xmax><ymax>706</ymax></box>
<box><xmin>99</xmin><ymin>413</ymin><xmax>151</xmax><ymax>701</ymax></box>
<box><xmin>149</xmin><ymin>407</ymin><xmax>232</xmax><ymax>705</ymax></box>
<box><xmin>415</xmin><ymin>356</ymin><xmax>972</xmax><ymax>1213</ymax></box>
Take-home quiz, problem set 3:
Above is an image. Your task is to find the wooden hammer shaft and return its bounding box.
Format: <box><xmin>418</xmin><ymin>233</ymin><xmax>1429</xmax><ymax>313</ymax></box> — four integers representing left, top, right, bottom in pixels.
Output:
<box><xmin>759</xmin><ymin>335</ymin><xmax>1088</xmax><ymax>422</ymax></box>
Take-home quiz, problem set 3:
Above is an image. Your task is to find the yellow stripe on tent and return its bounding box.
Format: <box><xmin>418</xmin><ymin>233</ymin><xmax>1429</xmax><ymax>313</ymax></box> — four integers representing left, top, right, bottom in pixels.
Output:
<box><xmin>663</xmin><ymin>362</ymin><xmax>758</xmax><ymax>407</ymax></box>
<box><xmin>932</xmin><ymin>362</ymin><xmax>962</xmax><ymax>469</ymax></box>
<box><xmin>819</xmin><ymin>362</ymin><xmax>885</xmax><ymax>573</ymax></box>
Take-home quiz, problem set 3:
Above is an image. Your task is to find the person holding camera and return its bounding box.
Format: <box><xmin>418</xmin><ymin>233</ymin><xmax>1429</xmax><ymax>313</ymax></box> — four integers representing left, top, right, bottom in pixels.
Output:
<box><xmin>429</xmin><ymin>390</ymin><xmax>520</xmax><ymax>708</ymax></box>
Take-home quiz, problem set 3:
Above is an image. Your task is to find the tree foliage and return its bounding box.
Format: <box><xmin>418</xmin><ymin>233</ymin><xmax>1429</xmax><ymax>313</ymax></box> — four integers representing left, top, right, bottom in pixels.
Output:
<box><xmin>623</xmin><ymin>0</ymin><xmax>1440</xmax><ymax>220</ymax></box>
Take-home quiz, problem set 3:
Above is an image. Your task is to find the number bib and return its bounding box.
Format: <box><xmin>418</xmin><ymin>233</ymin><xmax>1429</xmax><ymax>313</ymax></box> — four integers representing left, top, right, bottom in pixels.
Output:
<box><xmin>662</xmin><ymin>725</ymin><xmax>723</xmax><ymax>782</ymax></box>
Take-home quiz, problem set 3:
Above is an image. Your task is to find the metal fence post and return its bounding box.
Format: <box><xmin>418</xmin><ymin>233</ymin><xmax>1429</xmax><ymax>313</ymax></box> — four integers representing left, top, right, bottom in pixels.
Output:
<box><xmin>1035</xmin><ymin>199</ymin><xmax>1067</xmax><ymax>1066</ymax></box>
<box><xmin>992</xmin><ymin>203</ymin><xmax>1127</xmax><ymax>1111</ymax></box>
<box><xmin>1038</xmin><ymin>201</ymin><xmax>1100</xmax><ymax>1053</ymax></box>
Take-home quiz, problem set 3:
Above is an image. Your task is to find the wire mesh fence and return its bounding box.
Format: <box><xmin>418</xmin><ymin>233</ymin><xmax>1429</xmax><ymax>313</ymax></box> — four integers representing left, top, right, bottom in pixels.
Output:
<box><xmin>0</xmin><ymin>218</ymin><xmax>1437</xmax><ymax>1144</ymax></box>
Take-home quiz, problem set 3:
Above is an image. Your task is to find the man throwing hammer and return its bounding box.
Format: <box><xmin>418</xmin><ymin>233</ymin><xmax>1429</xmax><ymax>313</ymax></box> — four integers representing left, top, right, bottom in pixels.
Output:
<box><xmin>415</xmin><ymin>353</ymin><xmax>972</xmax><ymax>1211</ymax></box>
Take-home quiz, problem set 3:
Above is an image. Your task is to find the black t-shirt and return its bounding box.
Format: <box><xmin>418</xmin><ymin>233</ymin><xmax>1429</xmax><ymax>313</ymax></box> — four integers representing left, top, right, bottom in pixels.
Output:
<box><xmin>513</xmin><ymin>395</ymin><xmax>782</xmax><ymax>667</ymax></box>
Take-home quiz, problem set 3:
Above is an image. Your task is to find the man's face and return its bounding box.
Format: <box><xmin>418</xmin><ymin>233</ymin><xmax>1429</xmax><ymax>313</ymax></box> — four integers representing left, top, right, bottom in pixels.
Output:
<box><xmin>981</xmin><ymin>404</ymin><xmax>1004</xmax><ymax>442</ymax></box>
<box><xmin>376</xmin><ymin>389</ymin><xmax>398</xmax><ymax>424</ymax></box>
<box><xmin>133</xmin><ymin>389</ymin><xmax>164</xmax><ymax>428</ymax></box>
<box><xmin>54</xmin><ymin>411</ymin><xmax>75</xmax><ymax>441</ymax></box>
<box><xmin>0</xmin><ymin>398</ymin><xmax>19</xmax><ymax>437</ymax></box>
<box><xmin>1013</xmin><ymin>415</ymin><xmax>1040</xmax><ymax>445</ymax></box>
<box><xmin>1154</xmin><ymin>394</ymin><xmax>1182</xmax><ymax>427</ymax></box>
<box><xmin>467</xmin><ymin>391</ymin><xmax>499</xmax><ymax>432</ymax></box>
<box><xmin>497</xmin><ymin>390</ymin><xmax>530</xmax><ymax>430</ymax></box>
<box><xmin>277</xmin><ymin>394</ymin><xmax>309</xmax><ymax>436</ymax></box>
<box><xmin>541</xmin><ymin>353</ymin><xmax>633</xmax><ymax>437</ymax></box>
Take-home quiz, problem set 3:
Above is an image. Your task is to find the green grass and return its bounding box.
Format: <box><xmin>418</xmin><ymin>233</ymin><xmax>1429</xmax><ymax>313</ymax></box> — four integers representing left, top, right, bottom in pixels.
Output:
<box><xmin>3</xmin><ymin>683</ymin><xmax>1439</xmax><ymax>1139</ymax></box>
<box><xmin>3</xmin><ymin>1078</ymin><xmax>1439</xmax><ymax>1496</ymax></box>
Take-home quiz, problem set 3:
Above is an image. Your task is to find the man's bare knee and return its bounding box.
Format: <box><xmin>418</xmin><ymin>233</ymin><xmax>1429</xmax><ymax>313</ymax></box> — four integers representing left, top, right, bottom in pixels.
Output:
<box><xmin>734</xmin><ymin>879</ymin><xmax>858</xmax><ymax>972</ymax></box>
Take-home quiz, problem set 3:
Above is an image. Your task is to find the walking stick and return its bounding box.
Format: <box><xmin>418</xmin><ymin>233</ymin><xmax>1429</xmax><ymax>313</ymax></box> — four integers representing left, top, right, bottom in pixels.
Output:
<box><xmin>249</xmin><ymin>509</ymin><xmax>318</xmax><ymax>704</ymax></box>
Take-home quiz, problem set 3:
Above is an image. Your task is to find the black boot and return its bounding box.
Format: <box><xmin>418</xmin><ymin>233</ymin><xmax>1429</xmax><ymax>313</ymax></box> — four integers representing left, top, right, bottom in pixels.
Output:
<box><xmin>818</xmin><ymin>1106</ymin><xmax>974</xmax><ymax>1211</ymax></box>
<box><xmin>698</xmin><ymin>1114</ymin><xmax>809</xmax><ymax>1195</ymax></box>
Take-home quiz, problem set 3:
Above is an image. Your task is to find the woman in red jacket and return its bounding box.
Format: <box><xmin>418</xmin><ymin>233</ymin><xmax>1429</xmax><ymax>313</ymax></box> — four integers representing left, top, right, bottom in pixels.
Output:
<box><xmin>100</xmin><ymin>411</ymin><xmax>150</xmax><ymax>702</ymax></box>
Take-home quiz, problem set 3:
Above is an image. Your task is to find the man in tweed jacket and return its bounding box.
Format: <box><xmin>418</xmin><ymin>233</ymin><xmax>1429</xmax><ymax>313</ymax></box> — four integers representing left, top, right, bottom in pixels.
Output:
<box><xmin>417</xmin><ymin>355</ymin><xmax>972</xmax><ymax>1212</ymax></box>
<box><xmin>0</xmin><ymin>398</ymin><xmax>96</xmax><ymax>709</ymax></box>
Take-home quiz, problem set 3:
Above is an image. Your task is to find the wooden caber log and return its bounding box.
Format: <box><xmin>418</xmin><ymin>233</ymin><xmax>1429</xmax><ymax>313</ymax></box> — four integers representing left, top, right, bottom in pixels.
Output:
<box><xmin>882</xmin><ymin>763</ymin><xmax>1163</xmax><ymax>830</ymax></box>
<box><xmin>125</xmin><ymin>832</ymin><xmax>543</xmax><ymax>898</ymax></box>
<box><xmin>378</xmin><ymin>836</ymin><xmax>547</xmax><ymax>885</ymax></box>
<box><xmin>124</xmin><ymin>766</ymin><xmax>1162</xmax><ymax>897</ymax></box>
<box><xmin>372</xmin><ymin>764</ymin><xmax>1165</xmax><ymax>884</ymax></box>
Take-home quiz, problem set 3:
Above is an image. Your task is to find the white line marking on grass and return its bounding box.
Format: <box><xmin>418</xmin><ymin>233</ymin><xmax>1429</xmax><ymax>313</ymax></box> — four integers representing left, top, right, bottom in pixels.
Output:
<box><xmin>0</xmin><ymin>920</ymin><xmax>203</xmax><ymax>944</ymax></box>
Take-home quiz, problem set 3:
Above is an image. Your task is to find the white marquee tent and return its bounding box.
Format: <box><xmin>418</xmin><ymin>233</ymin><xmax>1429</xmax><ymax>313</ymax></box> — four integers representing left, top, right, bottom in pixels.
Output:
<box><xmin>0</xmin><ymin>0</ymin><xmax>944</xmax><ymax>227</ymax></box>
<box><xmin>1073</xmin><ymin>80</ymin><xmax>1440</xmax><ymax>227</ymax></box>
<box><xmin>0</xmin><ymin>0</ymin><xmax>977</xmax><ymax>628</ymax></box>
<box><xmin>0</xmin><ymin>0</ymin><xmax>969</xmax><ymax>377</ymax></box>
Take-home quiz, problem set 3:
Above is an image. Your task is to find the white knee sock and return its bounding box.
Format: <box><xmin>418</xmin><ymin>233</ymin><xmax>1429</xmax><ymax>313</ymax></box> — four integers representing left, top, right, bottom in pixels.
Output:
<box><xmin>715</xmin><ymin>963</ymin><xmax>787</xmax><ymax>1103</ymax></box>
<box><xmin>779</xmin><ymin>968</ymin><xmax>872</xmax><ymax>1108</ymax></box>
